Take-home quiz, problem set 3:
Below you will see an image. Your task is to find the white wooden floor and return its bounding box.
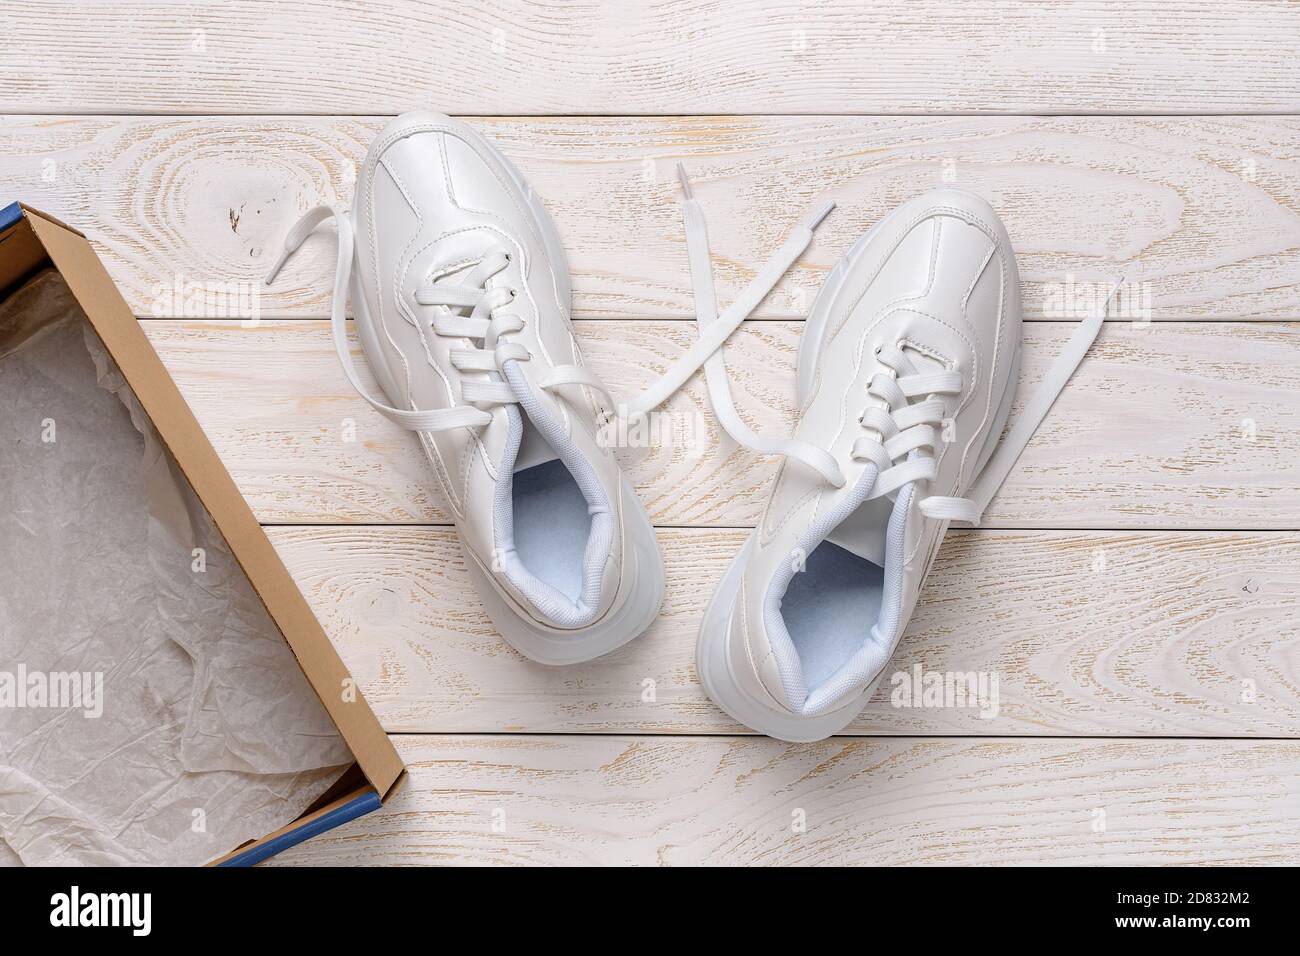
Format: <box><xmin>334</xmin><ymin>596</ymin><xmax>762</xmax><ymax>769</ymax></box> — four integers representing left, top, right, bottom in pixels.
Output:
<box><xmin>8</xmin><ymin>1</ymin><xmax>1300</xmax><ymax>865</ymax></box>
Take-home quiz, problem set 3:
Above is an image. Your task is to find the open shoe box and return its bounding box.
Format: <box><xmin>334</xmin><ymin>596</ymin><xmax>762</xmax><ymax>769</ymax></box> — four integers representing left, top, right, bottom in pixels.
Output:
<box><xmin>0</xmin><ymin>202</ymin><xmax>404</xmax><ymax>866</ymax></box>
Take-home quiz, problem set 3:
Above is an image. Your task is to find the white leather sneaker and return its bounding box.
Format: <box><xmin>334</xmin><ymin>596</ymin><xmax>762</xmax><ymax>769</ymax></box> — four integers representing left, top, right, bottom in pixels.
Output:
<box><xmin>636</xmin><ymin>172</ymin><xmax>1118</xmax><ymax>740</ymax></box>
<box><xmin>267</xmin><ymin>112</ymin><xmax>663</xmax><ymax>665</ymax></box>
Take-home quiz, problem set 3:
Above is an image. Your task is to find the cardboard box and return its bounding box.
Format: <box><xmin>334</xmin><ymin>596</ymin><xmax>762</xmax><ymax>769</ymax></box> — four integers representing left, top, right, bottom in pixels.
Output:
<box><xmin>0</xmin><ymin>201</ymin><xmax>404</xmax><ymax>866</ymax></box>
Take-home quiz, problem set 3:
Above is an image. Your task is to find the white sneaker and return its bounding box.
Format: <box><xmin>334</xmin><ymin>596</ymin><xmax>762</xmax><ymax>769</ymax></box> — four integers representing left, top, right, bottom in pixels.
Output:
<box><xmin>636</xmin><ymin>171</ymin><xmax>1118</xmax><ymax>740</ymax></box>
<box><xmin>267</xmin><ymin>112</ymin><xmax>663</xmax><ymax>665</ymax></box>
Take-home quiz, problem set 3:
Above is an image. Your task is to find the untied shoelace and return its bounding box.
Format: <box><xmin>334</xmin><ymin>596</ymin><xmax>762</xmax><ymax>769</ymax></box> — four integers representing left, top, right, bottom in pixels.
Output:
<box><xmin>629</xmin><ymin>164</ymin><xmax>1123</xmax><ymax>524</ymax></box>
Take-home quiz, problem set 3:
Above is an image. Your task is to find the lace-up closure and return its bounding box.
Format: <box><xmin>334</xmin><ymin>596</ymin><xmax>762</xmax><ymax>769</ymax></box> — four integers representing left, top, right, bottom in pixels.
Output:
<box><xmin>630</xmin><ymin>168</ymin><xmax>1122</xmax><ymax>526</ymax></box>
<box><xmin>265</xmin><ymin>205</ymin><xmax>615</xmax><ymax>434</ymax></box>
<box><xmin>415</xmin><ymin>250</ymin><xmax>526</xmax><ymax>406</ymax></box>
<box><xmin>849</xmin><ymin>343</ymin><xmax>962</xmax><ymax>512</ymax></box>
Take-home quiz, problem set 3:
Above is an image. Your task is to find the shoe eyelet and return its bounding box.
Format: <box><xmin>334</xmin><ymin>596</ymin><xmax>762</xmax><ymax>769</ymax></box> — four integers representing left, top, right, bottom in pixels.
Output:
<box><xmin>503</xmin><ymin>253</ymin><xmax>512</xmax><ymax>263</ymax></box>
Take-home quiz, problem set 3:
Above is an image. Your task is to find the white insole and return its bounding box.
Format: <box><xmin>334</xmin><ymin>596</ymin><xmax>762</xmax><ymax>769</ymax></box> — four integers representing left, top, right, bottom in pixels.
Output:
<box><xmin>511</xmin><ymin>458</ymin><xmax>592</xmax><ymax>601</ymax></box>
<box><xmin>780</xmin><ymin>540</ymin><xmax>885</xmax><ymax>691</ymax></box>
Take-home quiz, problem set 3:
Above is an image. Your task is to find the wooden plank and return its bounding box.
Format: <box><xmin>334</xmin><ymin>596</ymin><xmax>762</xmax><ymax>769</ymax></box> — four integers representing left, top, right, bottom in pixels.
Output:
<box><xmin>145</xmin><ymin>319</ymin><xmax>1300</xmax><ymax>528</ymax></box>
<box><xmin>3</xmin><ymin>116</ymin><xmax>1299</xmax><ymax>321</ymax></box>
<box><xmin>268</xmin><ymin>735</ymin><xmax>1300</xmax><ymax>865</ymax></box>
<box><xmin>4</xmin><ymin>2</ymin><xmax>1298</xmax><ymax>115</ymax></box>
<box><xmin>266</xmin><ymin>526</ymin><xmax>1300</xmax><ymax>737</ymax></box>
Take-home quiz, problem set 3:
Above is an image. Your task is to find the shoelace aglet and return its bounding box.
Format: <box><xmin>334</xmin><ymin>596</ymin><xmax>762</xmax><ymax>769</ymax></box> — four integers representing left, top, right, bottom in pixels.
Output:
<box><xmin>264</xmin><ymin>222</ymin><xmax>315</xmax><ymax>286</ymax></box>
<box><xmin>675</xmin><ymin>162</ymin><xmax>694</xmax><ymax>199</ymax></box>
<box><xmin>800</xmin><ymin>198</ymin><xmax>836</xmax><ymax>231</ymax></box>
<box><xmin>264</xmin><ymin>204</ymin><xmax>347</xmax><ymax>286</ymax></box>
<box><xmin>264</xmin><ymin>244</ymin><xmax>296</xmax><ymax>286</ymax></box>
<box><xmin>1104</xmin><ymin>274</ymin><xmax>1126</xmax><ymax>305</ymax></box>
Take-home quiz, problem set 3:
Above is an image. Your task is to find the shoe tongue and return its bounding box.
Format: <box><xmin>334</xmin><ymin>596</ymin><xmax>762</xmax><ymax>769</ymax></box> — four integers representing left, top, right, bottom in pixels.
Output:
<box><xmin>513</xmin><ymin>414</ymin><xmax>561</xmax><ymax>472</ymax></box>
<box><xmin>496</xmin><ymin>364</ymin><xmax>562</xmax><ymax>475</ymax></box>
<box><xmin>433</xmin><ymin>258</ymin><xmax>558</xmax><ymax>477</ymax></box>
<box><xmin>428</xmin><ymin>259</ymin><xmax>479</xmax><ymax>289</ymax></box>
<box><xmin>823</xmin><ymin>495</ymin><xmax>893</xmax><ymax>567</ymax></box>
<box><xmin>822</xmin><ymin>346</ymin><xmax>935</xmax><ymax>565</ymax></box>
<box><xmin>901</xmin><ymin>344</ymin><xmax>946</xmax><ymax>375</ymax></box>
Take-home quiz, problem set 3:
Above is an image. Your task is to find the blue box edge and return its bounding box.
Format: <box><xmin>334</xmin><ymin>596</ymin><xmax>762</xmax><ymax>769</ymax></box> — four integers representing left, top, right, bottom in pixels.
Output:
<box><xmin>218</xmin><ymin>789</ymin><xmax>383</xmax><ymax>867</ymax></box>
<box><xmin>0</xmin><ymin>202</ymin><xmax>24</xmax><ymax>234</ymax></box>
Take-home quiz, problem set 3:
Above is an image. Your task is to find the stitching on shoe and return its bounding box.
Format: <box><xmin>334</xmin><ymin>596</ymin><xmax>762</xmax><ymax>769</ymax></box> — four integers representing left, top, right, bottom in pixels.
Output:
<box><xmin>761</xmin><ymin>470</ymin><xmax>823</xmax><ymax>546</ymax></box>
<box><xmin>798</xmin><ymin>200</ymin><xmax>1009</xmax><ymax>569</ymax></box>
<box><xmin>926</xmin><ymin>218</ymin><xmax>943</xmax><ymax>296</ymax></box>
<box><xmin>897</xmin><ymin>336</ymin><xmax>952</xmax><ymax>369</ymax></box>
<box><xmin>961</xmin><ymin>243</ymin><xmax>996</xmax><ymax>315</ymax></box>
<box><xmin>462</xmin><ymin>430</ymin><xmax>480</xmax><ymax>516</ymax></box>
<box><xmin>740</xmin><ymin>574</ymin><xmax>789</xmax><ymax>712</ymax></box>
<box><xmin>383</xmin><ymin>153</ymin><xmax>480</xmax><ymax>504</ymax></box>
<box><xmin>947</xmin><ymin>236</ymin><xmax>1001</xmax><ymax>529</ymax></box>
<box><xmin>391</xmin><ymin>118</ymin><xmax>582</xmax><ymax>483</ymax></box>
<box><xmin>428</xmin><ymin>118</ymin><xmax>558</xmax><ymax>377</ymax></box>
<box><xmin>810</xmin><ymin>203</ymin><xmax>1002</xmax><ymax>407</ymax></box>
<box><xmin>370</xmin><ymin>155</ymin><xmax>462</xmax><ymax>513</ymax></box>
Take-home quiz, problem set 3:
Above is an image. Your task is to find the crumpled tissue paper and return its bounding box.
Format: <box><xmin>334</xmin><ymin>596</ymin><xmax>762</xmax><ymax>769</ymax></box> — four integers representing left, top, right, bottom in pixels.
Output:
<box><xmin>0</xmin><ymin>271</ymin><xmax>351</xmax><ymax>865</ymax></box>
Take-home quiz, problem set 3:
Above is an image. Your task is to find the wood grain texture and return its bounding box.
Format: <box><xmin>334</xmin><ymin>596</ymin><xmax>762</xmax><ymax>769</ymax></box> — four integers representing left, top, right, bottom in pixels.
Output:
<box><xmin>268</xmin><ymin>735</ymin><xmax>1300</xmax><ymax>865</ymax></box>
<box><xmin>7</xmin><ymin>4</ymin><xmax>1297</xmax><ymax>869</ymax></box>
<box><xmin>266</xmin><ymin>526</ymin><xmax>1300</xmax><ymax>737</ymax></box>
<box><xmin>3</xmin><ymin>2</ymin><xmax>1298</xmax><ymax>115</ymax></box>
<box><xmin>144</xmin><ymin>319</ymin><xmax>1300</xmax><ymax>528</ymax></box>
<box><xmin>3</xmin><ymin>116</ymin><xmax>1299</xmax><ymax>320</ymax></box>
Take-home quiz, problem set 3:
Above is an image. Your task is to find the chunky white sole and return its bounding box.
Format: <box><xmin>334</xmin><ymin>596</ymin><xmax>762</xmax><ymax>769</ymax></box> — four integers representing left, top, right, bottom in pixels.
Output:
<box><xmin>697</xmin><ymin>190</ymin><xmax>1021</xmax><ymax>739</ymax></box>
<box><xmin>351</xmin><ymin>113</ymin><xmax>663</xmax><ymax>664</ymax></box>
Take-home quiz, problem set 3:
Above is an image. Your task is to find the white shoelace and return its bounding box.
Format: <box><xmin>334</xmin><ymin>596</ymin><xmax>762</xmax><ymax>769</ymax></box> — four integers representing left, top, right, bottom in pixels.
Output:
<box><xmin>631</xmin><ymin>165</ymin><xmax>1122</xmax><ymax>525</ymax></box>
<box><xmin>622</xmin><ymin>169</ymin><xmax>844</xmax><ymax>486</ymax></box>
<box><xmin>264</xmin><ymin>205</ymin><xmax>615</xmax><ymax>434</ymax></box>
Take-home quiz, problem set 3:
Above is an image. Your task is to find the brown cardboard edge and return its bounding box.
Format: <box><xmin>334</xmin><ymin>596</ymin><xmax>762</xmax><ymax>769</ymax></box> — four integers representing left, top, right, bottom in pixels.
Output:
<box><xmin>20</xmin><ymin>203</ymin><xmax>87</xmax><ymax>239</ymax></box>
<box><xmin>22</xmin><ymin>209</ymin><xmax>404</xmax><ymax>798</ymax></box>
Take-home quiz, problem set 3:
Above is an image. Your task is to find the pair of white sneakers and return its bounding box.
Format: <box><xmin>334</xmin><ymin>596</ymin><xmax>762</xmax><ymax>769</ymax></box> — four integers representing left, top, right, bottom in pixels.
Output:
<box><xmin>269</xmin><ymin>112</ymin><xmax>1117</xmax><ymax>742</ymax></box>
